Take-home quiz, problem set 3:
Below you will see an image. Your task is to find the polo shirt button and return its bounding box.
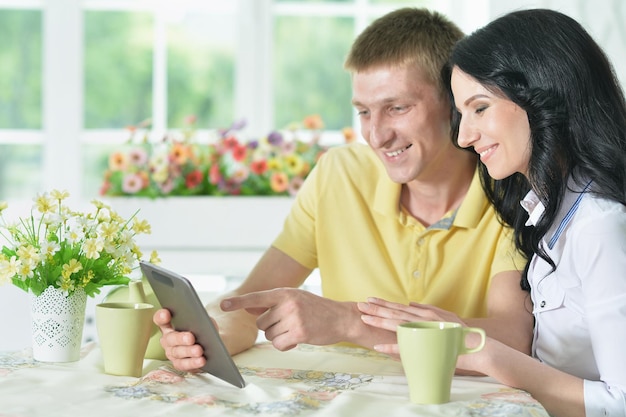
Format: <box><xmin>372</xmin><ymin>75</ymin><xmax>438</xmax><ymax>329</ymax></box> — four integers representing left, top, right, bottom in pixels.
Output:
<box><xmin>417</xmin><ymin>238</ymin><xmax>425</xmax><ymax>246</ymax></box>
<box><xmin>413</xmin><ymin>270</ymin><xmax>421</xmax><ymax>278</ymax></box>
<box><xmin>540</xmin><ymin>300</ymin><xmax>546</xmax><ymax>308</ymax></box>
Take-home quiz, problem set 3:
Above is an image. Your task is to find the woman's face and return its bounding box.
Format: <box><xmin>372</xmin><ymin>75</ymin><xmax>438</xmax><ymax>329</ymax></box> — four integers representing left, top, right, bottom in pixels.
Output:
<box><xmin>450</xmin><ymin>67</ymin><xmax>532</xmax><ymax>179</ymax></box>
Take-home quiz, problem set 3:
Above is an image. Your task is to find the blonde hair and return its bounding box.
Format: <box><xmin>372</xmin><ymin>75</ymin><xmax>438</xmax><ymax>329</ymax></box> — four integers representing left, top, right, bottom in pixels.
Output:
<box><xmin>344</xmin><ymin>8</ymin><xmax>463</xmax><ymax>93</ymax></box>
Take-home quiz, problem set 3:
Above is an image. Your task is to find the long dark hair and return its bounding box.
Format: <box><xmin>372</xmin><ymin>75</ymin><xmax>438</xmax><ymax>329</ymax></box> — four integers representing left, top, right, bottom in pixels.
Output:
<box><xmin>443</xmin><ymin>9</ymin><xmax>626</xmax><ymax>290</ymax></box>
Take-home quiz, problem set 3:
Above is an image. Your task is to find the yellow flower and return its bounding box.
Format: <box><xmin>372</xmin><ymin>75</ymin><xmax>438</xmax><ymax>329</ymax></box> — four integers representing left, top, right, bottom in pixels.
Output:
<box><xmin>131</xmin><ymin>243</ymin><xmax>143</xmax><ymax>261</ymax></box>
<box><xmin>96</xmin><ymin>208</ymin><xmax>112</xmax><ymax>223</ymax></box>
<box><xmin>40</xmin><ymin>240</ymin><xmax>60</xmax><ymax>257</ymax></box>
<box><xmin>152</xmin><ymin>166</ymin><xmax>169</xmax><ymax>183</ymax></box>
<box><xmin>267</xmin><ymin>157</ymin><xmax>283</xmax><ymax>171</ymax></box>
<box><xmin>0</xmin><ymin>190</ymin><xmax>158</xmax><ymax>297</ymax></box>
<box><xmin>17</xmin><ymin>262</ymin><xmax>34</xmax><ymax>279</ymax></box>
<box><xmin>132</xmin><ymin>218</ymin><xmax>151</xmax><ymax>235</ymax></box>
<box><xmin>91</xmin><ymin>199</ymin><xmax>106</xmax><ymax>210</ymax></box>
<box><xmin>34</xmin><ymin>193</ymin><xmax>55</xmax><ymax>215</ymax></box>
<box><xmin>66</xmin><ymin>226</ymin><xmax>84</xmax><ymax>245</ymax></box>
<box><xmin>56</xmin><ymin>276</ymin><xmax>75</xmax><ymax>293</ymax></box>
<box><xmin>98</xmin><ymin>222</ymin><xmax>120</xmax><ymax>241</ymax></box>
<box><xmin>83</xmin><ymin>237</ymin><xmax>104</xmax><ymax>259</ymax></box>
<box><xmin>0</xmin><ymin>256</ymin><xmax>20</xmax><ymax>284</ymax></box>
<box><xmin>50</xmin><ymin>189</ymin><xmax>70</xmax><ymax>201</ymax></box>
<box><xmin>62</xmin><ymin>259</ymin><xmax>83</xmax><ymax>279</ymax></box>
<box><xmin>16</xmin><ymin>245</ymin><xmax>41</xmax><ymax>266</ymax></box>
<box><xmin>82</xmin><ymin>270</ymin><xmax>94</xmax><ymax>286</ymax></box>
<box><xmin>149</xmin><ymin>251</ymin><xmax>161</xmax><ymax>264</ymax></box>
<box><xmin>284</xmin><ymin>154</ymin><xmax>304</xmax><ymax>176</ymax></box>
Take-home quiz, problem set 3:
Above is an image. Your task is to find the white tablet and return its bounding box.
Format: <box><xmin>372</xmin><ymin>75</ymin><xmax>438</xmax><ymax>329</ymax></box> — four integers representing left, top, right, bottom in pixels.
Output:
<box><xmin>140</xmin><ymin>261</ymin><xmax>246</xmax><ymax>388</ymax></box>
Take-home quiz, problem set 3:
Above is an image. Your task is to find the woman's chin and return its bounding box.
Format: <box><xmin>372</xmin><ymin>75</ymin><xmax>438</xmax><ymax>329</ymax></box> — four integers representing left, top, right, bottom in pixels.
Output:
<box><xmin>485</xmin><ymin>165</ymin><xmax>513</xmax><ymax>181</ymax></box>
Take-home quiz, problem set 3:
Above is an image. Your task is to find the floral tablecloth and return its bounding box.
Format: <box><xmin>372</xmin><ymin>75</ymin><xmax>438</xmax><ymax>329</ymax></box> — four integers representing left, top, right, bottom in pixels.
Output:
<box><xmin>0</xmin><ymin>342</ymin><xmax>548</xmax><ymax>417</ymax></box>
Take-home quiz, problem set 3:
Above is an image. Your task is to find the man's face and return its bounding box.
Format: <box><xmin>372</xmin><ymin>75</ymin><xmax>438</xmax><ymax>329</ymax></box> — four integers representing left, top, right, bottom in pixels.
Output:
<box><xmin>351</xmin><ymin>64</ymin><xmax>453</xmax><ymax>184</ymax></box>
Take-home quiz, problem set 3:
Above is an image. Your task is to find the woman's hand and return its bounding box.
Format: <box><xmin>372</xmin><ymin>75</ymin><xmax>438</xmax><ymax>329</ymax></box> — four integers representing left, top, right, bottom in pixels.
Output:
<box><xmin>357</xmin><ymin>297</ymin><xmax>467</xmax><ymax>358</ymax></box>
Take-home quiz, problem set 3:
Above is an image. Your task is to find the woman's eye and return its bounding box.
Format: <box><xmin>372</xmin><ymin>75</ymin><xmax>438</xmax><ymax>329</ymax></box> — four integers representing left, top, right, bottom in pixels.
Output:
<box><xmin>476</xmin><ymin>106</ymin><xmax>487</xmax><ymax>114</ymax></box>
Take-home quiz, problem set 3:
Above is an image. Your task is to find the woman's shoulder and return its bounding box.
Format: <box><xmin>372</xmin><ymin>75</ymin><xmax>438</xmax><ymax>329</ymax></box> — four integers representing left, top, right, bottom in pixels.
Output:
<box><xmin>574</xmin><ymin>193</ymin><xmax>626</xmax><ymax>236</ymax></box>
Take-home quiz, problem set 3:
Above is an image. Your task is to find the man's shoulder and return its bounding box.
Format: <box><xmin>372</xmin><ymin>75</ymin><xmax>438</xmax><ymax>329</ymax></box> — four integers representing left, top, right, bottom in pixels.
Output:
<box><xmin>311</xmin><ymin>143</ymin><xmax>392</xmax><ymax>200</ymax></box>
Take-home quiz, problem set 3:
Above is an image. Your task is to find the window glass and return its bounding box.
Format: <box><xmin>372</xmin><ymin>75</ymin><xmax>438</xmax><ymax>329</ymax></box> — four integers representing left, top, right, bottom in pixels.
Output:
<box><xmin>167</xmin><ymin>11</ymin><xmax>236</xmax><ymax>129</ymax></box>
<box><xmin>275</xmin><ymin>0</ymin><xmax>351</xmax><ymax>3</ymax></box>
<box><xmin>82</xmin><ymin>143</ymin><xmax>116</xmax><ymax>198</ymax></box>
<box><xmin>0</xmin><ymin>145</ymin><xmax>42</xmax><ymax>199</ymax></box>
<box><xmin>369</xmin><ymin>0</ymin><xmax>425</xmax><ymax>3</ymax></box>
<box><xmin>274</xmin><ymin>15</ymin><xmax>353</xmax><ymax>130</ymax></box>
<box><xmin>84</xmin><ymin>11</ymin><xmax>154</xmax><ymax>128</ymax></box>
<box><xmin>0</xmin><ymin>9</ymin><xmax>42</xmax><ymax>129</ymax></box>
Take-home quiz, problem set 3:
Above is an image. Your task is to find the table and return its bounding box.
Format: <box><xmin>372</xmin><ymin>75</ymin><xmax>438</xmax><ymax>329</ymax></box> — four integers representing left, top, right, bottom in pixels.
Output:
<box><xmin>0</xmin><ymin>342</ymin><xmax>548</xmax><ymax>417</ymax></box>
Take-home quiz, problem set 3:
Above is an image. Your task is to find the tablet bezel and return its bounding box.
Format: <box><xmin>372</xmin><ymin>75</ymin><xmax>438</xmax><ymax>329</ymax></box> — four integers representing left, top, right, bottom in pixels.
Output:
<box><xmin>140</xmin><ymin>261</ymin><xmax>246</xmax><ymax>388</ymax></box>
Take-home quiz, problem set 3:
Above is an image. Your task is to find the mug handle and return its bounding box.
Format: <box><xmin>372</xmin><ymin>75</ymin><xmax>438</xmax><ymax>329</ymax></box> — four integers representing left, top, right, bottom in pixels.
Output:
<box><xmin>460</xmin><ymin>327</ymin><xmax>486</xmax><ymax>354</ymax></box>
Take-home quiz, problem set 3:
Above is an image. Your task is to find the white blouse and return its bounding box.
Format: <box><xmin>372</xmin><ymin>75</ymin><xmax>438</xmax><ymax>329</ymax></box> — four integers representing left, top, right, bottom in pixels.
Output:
<box><xmin>521</xmin><ymin>179</ymin><xmax>626</xmax><ymax>417</ymax></box>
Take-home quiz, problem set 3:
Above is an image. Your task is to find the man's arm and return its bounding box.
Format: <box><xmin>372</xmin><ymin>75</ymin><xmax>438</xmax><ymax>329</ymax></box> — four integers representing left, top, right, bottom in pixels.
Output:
<box><xmin>210</xmin><ymin>246</ymin><xmax>313</xmax><ymax>354</ymax></box>
<box><xmin>222</xmin><ymin>272</ymin><xmax>533</xmax><ymax>353</ymax></box>
<box><xmin>222</xmin><ymin>287</ymin><xmax>399</xmax><ymax>352</ymax></box>
<box><xmin>154</xmin><ymin>246</ymin><xmax>312</xmax><ymax>371</ymax></box>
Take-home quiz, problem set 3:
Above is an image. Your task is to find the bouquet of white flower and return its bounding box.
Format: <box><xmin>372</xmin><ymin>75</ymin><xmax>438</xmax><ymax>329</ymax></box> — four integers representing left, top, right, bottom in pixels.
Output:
<box><xmin>0</xmin><ymin>189</ymin><xmax>159</xmax><ymax>297</ymax></box>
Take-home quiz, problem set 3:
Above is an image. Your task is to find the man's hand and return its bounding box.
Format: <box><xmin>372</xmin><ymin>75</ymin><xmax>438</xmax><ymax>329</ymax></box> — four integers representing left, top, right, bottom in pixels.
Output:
<box><xmin>153</xmin><ymin>308</ymin><xmax>207</xmax><ymax>372</ymax></box>
<box><xmin>221</xmin><ymin>288</ymin><xmax>390</xmax><ymax>351</ymax></box>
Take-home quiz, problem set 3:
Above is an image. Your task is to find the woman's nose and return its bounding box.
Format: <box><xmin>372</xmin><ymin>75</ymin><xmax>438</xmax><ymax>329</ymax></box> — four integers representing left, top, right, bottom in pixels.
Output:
<box><xmin>456</xmin><ymin>117</ymin><xmax>478</xmax><ymax>148</ymax></box>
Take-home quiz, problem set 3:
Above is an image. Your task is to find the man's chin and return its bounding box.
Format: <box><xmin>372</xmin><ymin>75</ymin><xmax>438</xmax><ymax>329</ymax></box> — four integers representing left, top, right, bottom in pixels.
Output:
<box><xmin>385</xmin><ymin>169</ymin><xmax>414</xmax><ymax>185</ymax></box>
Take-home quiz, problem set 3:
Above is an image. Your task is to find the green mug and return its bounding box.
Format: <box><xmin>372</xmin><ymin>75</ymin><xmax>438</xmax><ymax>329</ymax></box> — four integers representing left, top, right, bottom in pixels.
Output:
<box><xmin>397</xmin><ymin>321</ymin><xmax>486</xmax><ymax>404</ymax></box>
<box><xmin>96</xmin><ymin>302</ymin><xmax>155</xmax><ymax>377</ymax></box>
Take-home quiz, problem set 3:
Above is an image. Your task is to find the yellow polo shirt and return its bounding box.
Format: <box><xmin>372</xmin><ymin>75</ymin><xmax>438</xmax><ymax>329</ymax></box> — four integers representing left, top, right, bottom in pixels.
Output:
<box><xmin>272</xmin><ymin>143</ymin><xmax>525</xmax><ymax>318</ymax></box>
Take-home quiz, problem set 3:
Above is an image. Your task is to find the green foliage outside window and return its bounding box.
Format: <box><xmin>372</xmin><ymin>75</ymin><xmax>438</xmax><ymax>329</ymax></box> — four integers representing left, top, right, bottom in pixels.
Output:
<box><xmin>166</xmin><ymin>13</ymin><xmax>236</xmax><ymax>129</ymax></box>
<box><xmin>0</xmin><ymin>10</ymin><xmax>42</xmax><ymax>199</ymax></box>
<box><xmin>0</xmin><ymin>10</ymin><xmax>42</xmax><ymax>129</ymax></box>
<box><xmin>274</xmin><ymin>16</ymin><xmax>353</xmax><ymax>130</ymax></box>
<box><xmin>84</xmin><ymin>11</ymin><xmax>154</xmax><ymax>129</ymax></box>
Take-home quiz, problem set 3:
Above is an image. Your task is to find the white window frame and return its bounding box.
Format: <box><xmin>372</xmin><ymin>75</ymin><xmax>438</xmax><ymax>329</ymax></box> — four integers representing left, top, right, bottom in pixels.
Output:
<box><xmin>0</xmin><ymin>0</ymin><xmax>489</xmax><ymax>200</ymax></box>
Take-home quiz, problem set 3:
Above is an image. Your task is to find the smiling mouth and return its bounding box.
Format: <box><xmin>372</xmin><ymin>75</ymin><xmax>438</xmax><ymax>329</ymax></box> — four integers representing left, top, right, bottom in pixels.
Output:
<box><xmin>478</xmin><ymin>145</ymin><xmax>497</xmax><ymax>159</ymax></box>
<box><xmin>385</xmin><ymin>144</ymin><xmax>412</xmax><ymax>157</ymax></box>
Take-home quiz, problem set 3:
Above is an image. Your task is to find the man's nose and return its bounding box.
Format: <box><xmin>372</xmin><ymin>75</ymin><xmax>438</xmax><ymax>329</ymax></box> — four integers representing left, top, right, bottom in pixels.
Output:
<box><xmin>368</xmin><ymin>119</ymin><xmax>392</xmax><ymax>148</ymax></box>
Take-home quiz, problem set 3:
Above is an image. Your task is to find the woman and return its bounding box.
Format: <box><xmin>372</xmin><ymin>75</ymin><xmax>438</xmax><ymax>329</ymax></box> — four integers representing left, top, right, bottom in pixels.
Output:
<box><xmin>358</xmin><ymin>9</ymin><xmax>626</xmax><ymax>417</ymax></box>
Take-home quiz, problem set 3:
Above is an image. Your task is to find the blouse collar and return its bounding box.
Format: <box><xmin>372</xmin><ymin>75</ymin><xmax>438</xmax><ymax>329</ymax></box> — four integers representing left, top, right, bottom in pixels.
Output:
<box><xmin>520</xmin><ymin>189</ymin><xmax>545</xmax><ymax>227</ymax></box>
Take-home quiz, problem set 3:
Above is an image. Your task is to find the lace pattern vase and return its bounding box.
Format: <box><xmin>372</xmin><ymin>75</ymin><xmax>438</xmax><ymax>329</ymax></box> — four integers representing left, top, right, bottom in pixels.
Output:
<box><xmin>30</xmin><ymin>285</ymin><xmax>87</xmax><ymax>362</ymax></box>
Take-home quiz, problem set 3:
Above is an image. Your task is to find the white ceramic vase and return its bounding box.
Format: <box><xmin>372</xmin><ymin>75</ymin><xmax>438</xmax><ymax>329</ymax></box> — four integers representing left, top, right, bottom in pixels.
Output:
<box><xmin>30</xmin><ymin>285</ymin><xmax>87</xmax><ymax>362</ymax></box>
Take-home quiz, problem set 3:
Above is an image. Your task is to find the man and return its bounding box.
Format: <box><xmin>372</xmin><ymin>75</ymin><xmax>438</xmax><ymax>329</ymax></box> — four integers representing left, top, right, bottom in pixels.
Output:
<box><xmin>155</xmin><ymin>8</ymin><xmax>533</xmax><ymax>372</ymax></box>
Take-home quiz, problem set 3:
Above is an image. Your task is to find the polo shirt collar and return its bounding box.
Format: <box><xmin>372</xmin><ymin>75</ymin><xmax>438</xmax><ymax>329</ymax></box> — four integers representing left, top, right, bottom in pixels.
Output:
<box><xmin>453</xmin><ymin>168</ymin><xmax>489</xmax><ymax>229</ymax></box>
<box><xmin>372</xmin><ymin>171</ymin><xmax>401</xmax><ymax>217</ymax></box>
